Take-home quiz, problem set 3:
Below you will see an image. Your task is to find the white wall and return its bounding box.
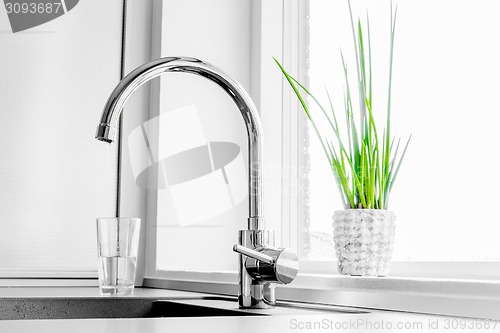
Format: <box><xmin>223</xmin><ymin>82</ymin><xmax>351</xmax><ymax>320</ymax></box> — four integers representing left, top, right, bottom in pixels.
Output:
<box><xmin>0</xmin><ymin>1</ymin><xmax>122</xmax><ymax>275</ymax></box>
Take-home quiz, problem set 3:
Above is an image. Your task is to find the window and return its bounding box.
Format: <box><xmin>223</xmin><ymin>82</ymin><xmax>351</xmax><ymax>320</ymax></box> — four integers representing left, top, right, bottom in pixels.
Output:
<box><xmin>121</xmin><ymin>0</ymin><xmax>253</xmax><ymax>276</ymax></box>
<box><xmin>296</xmin><ymin>0</ymin><xmax>500</xmax><ymax>276</ymax></box>
<box><xmin>118</xmin><ymin>0</ymin><xmax>500</xmax><ymax>318</ymax></box>
<box><xmin>131</xmin><ymin>0</ymin><xmax>500</xmax><ymax>281</ymax></box>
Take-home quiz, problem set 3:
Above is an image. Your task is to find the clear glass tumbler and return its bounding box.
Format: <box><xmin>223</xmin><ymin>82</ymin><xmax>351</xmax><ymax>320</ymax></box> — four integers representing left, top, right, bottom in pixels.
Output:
<box><xmin>96</xmin><ymin>217</ymin><xmax>141</xmax><ymax>296</ymax></box>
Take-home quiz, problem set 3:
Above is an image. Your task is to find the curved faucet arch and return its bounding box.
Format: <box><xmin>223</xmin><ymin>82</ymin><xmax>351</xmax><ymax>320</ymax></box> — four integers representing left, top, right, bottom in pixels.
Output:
<box><xmin>95</xmin><ymin>57</ymin><xmax>264</xmax><ymax>228</ymax></box>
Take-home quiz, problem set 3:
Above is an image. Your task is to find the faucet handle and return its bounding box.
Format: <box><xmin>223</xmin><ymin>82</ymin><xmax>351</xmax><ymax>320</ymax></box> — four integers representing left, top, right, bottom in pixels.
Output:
<box><xmin>233</xmin><ymin>245</ymin><xmax>299</xmax><ymax>285</ymax></box>
<box><xmin>233</xmin><ymin>245</ymin><xmax>274</xmax><ymax>264</ymax></box>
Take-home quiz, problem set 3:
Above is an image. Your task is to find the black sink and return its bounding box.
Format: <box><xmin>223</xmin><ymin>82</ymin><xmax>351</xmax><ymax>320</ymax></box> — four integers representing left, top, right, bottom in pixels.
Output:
<box><xmin>0</xmin><ymin>297</ymin><xmax>261</xmax><ymax>320</ymax></box>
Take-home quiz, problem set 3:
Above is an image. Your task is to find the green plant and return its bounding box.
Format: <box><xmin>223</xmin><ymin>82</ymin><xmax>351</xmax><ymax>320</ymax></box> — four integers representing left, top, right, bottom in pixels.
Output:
<box><xmin>275</xmin><ymin>1</ymin><xmax>410</xmax><ymax>210</ymax></box>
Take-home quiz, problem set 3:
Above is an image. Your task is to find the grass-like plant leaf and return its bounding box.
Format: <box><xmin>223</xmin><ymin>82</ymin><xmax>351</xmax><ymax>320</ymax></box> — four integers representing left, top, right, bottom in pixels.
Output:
<box><xmin>274</xmin><ymin>0</ymin><xmax>410</xmax><ymax>210</ymax></box>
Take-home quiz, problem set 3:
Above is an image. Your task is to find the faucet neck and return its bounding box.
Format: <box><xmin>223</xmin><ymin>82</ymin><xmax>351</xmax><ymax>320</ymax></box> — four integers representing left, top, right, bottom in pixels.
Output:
<box><xmin>96</xmin><ymin>57</ymin><xmax>264</xmax><ymax>229</ymax></box>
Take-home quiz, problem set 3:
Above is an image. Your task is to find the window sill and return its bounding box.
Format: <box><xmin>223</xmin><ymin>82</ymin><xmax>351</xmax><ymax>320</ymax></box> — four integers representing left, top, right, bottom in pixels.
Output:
<box><xmin>144</xmin><ymin>271</ymin><xmax>500</xmax><ymax>320</ymax></box>
<box><xmin>0</xmin><ymin>270</ymin><xmax>98</xmax><ymax>287</ymax></box>
<box><xmin>283</xmin><ymin>274</ymin><xmax>500</xmax><ymax>320</ymax></box>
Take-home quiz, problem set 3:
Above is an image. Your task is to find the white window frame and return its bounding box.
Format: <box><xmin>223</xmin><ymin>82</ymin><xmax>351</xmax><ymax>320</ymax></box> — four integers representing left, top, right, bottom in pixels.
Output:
<box><xmin>117</xmin><ymin>0</ymin><xmax>500</xmax><ymax>320</ymax></box>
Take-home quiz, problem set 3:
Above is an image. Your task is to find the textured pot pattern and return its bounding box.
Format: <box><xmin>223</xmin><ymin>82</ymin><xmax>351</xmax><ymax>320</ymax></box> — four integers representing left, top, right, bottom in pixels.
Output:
<box><xmin>332</xmin><ymin>209</ymin><xmax>395</xmax><ymax>276</ymax></box>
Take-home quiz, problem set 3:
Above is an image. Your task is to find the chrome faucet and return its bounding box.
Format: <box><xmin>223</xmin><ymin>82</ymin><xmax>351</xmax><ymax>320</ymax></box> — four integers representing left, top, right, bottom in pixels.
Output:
<box><xmin>95</xmin><ymin>57</ymin><xmax>298</xmax><ymax>309</ymax></box>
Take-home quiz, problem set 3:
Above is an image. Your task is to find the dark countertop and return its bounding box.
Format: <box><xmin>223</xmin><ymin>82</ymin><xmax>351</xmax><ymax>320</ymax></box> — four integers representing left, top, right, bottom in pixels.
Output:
<box><xmin>0</xmin><ymin>287</ymin><xmax>464</xmax><ymax>333</ymax></box>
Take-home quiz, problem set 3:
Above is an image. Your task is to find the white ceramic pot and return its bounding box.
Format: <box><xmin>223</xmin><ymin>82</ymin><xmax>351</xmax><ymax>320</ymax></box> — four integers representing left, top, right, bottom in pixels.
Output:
<box><xmin>332</xmin><ymin>209</ymin><xmax>395</xmax><ymax>276</ymax></box>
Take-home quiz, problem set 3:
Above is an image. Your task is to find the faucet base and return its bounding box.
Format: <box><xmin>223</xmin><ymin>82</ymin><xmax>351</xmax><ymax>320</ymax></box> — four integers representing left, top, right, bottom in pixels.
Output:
<box><xmin>237</xmin><ymin>229</ymin><xmax>275</xmax><ymax>308</ymax></box>
<box><xmin>238</xmin><ymin>284</ymin><xmax>276</xmax><ymax>309</ymax></box>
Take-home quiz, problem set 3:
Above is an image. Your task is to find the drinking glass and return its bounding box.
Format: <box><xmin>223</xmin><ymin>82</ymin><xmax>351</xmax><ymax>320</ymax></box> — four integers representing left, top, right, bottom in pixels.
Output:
<box><xmin>96</xmin><ymin>217</ymin><xmax>141</xmax><ymax>296</ymax></box>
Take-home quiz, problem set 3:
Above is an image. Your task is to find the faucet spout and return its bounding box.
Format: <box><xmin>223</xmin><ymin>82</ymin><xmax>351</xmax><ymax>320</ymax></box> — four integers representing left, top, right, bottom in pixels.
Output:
<box><xmin>95</xmin><ymin>57</ymin><xmax>264</xmax><ymax>229</ymax></box>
